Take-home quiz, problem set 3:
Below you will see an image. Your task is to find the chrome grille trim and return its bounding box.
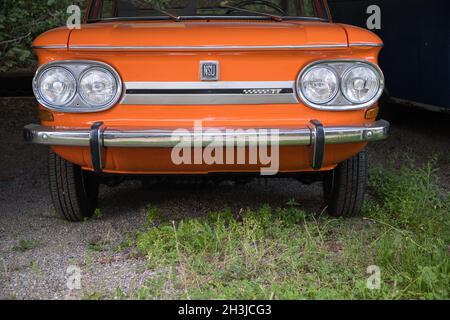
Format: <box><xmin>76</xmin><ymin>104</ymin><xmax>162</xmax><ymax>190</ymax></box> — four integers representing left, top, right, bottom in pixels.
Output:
<box><xmin>348</xmin><ymin>43</ymin><xmax>384</xmax><ymax>47</ymax></box>
<box><xmin>68</xmin><ymin>44</ymin><xmax>348</xmax><ymax>51</ymax></box>
<box><xmin>121</xmin><ymin>81</ymin><xmax>298</xmax><ymax>105</ymax></box>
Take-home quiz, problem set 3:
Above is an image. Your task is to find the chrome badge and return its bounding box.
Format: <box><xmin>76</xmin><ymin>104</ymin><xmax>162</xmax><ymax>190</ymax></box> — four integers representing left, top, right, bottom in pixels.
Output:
<box><xmin>243</xmin><ymin>89</ymin><xmax>283</xmax><ymax>95</ymax></box>
<box><xmin>200</xmin><ymin>61</ymin><xmax>219</xmax><ymax>81</ymax></box>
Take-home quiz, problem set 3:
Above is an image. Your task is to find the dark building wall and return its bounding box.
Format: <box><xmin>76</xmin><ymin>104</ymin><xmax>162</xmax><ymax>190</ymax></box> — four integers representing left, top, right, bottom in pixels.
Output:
<box><xmin>328</xmin><ymin>0</ymin><xmax>450</xmax><ymax>109</ymax></box>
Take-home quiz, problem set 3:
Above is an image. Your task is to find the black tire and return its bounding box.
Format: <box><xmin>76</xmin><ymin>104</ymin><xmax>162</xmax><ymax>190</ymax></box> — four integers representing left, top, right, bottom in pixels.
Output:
<box><xmin>48</xmin><ymin>150</ymin><xmax>99</xmax><ymax>222</ymax></box>
<box><xmin>323</xmin><ymin>151</ymin><xmax>368</xmax><ymax>218</ymax></box>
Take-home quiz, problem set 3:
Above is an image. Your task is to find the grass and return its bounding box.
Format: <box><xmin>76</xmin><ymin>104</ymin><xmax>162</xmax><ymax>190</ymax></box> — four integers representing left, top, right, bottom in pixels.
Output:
<box><xmin>13</xmin><ymin>239</ymin><xmax>40</xmax><ymax>252</ymax></box>
<box><xmin>130</xmin><ymin>159</ymin><xmax>449</xmax><ymax>300</ymax></box>
<box><xmin>93</xmin><ymin>208</ymin><xmax>103</xmax><ymax>220</ymax></box>
<box><xmin>82</xmin><ymin>291</ymin><xmax>103</xmax><ymax>300</ymax></box>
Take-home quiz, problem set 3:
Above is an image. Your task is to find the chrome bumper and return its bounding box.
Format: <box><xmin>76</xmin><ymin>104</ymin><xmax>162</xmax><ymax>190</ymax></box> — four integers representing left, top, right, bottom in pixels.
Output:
<box><xmin>24</xmin><ymin>120</ymin><xmax>390</xmax><ymax>172</ymax></box>
<box><xmin>24</xmin><ymin>120</ymin><xmax>389</xmax><ymax>148</ymax></box>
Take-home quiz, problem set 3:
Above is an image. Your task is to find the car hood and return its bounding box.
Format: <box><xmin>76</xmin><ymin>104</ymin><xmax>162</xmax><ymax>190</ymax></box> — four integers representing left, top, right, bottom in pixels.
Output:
<box><xmin>66</xmin><ymin>20</ymin><xmax>350</xmax><ymax>49</ymax></box>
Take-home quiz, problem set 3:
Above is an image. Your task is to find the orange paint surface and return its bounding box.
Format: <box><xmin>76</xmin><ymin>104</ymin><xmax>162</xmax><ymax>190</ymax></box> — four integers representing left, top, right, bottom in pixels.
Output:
<box><xmin>35</xmin><ymin>19</ymin><xmax>382</xmax><ymax>174</ymax></box>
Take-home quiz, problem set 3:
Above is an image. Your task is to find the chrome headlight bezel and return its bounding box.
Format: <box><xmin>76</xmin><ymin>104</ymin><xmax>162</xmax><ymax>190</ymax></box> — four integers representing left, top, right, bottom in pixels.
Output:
<box><xmin>33</xmin><ymin>60</ymin><xmax>122</xmax><ymax>113</ymax></box>
<box><xmin>78</xmin><ymin>66</ymin><xmax>121</xmax><ymax>109</ymax></box>
<box><xmin>296</xmin><ymin>59</ymin><xmax>385</xmax><ymax>111</ymax></box>
<box><xmin>33</xmin><ymin>66</ymin><xmax>77</xmax><ymax>109</ymax></box>
<box><xmin>341</xmin><ymin>64</ymin><xmax>382</xmax><ymax>104</ymax></box>
<box><xmin>299</xmin><ymin>65</ymin><xmax>340</xmax><ymax>105</ymax></box>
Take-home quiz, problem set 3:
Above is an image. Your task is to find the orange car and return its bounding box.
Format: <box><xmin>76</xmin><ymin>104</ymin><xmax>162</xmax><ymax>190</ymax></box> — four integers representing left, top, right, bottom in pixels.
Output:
<box><xmin>24</xmin><ymin>0</ymin><xmax>390</xmax><ymax>221</ymax></box>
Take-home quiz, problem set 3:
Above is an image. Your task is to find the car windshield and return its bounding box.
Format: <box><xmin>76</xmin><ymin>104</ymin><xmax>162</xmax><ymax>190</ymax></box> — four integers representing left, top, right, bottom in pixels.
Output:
<box><xmin>88</xmin><ymin>0</ymin><xmax>329</xmax><ymax>21</ymax></box>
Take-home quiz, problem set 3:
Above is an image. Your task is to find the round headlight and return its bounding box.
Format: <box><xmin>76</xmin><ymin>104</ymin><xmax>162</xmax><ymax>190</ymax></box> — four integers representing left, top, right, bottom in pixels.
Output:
<box><xmin>300</xmin><ymin>66</ymin><xmax>339</xmax><ymax>104</ymax></box>
<box><xmin>36</xmin><ymin>67</ymin><xmax>76</xmax><ymax>106</ymax></box>
<box><xmin>342</xmin><ymin>65</ymin><xmax>380</xmax><ymax>104</ymax></box>
<box><xmin>79</xmin><ymin>67</ymin><xmax>119</xmax><ymax>107</ymax></box>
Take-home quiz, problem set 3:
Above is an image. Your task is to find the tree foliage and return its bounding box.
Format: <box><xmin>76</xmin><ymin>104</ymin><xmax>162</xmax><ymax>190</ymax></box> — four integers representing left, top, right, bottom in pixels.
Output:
<box><xmin>0</xmin><ymin>0</ymin><xmax>316</xmax><ymax>72</ymax></box>
<box><xmin>0</xmin><ymin>0</ymin><xmax>85</xmax><ymax>72</ymax></box>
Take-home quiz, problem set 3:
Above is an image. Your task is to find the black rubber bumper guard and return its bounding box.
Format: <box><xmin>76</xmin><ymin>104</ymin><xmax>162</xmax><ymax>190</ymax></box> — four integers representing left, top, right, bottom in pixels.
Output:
<box><xmin>89</xmin><ymin>122</ymin><xmax>105</xmax><ymax>174</ymax></box>
<box><xmin>308</xmin><ymin>120</ymin><xmax>325</xmax><ymax>170</ymax></box>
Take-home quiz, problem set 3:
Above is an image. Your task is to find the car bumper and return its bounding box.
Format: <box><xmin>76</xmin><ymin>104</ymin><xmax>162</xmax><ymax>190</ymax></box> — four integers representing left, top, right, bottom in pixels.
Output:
<box><xmin>24</xmin><ymin>120</ymin><xmax>389</xmax><ymax>147</ymax></box>
<box><xmin>24</xmin><ymin>120</ymin><xmax>390</xmax><ymax>173</ymax></box>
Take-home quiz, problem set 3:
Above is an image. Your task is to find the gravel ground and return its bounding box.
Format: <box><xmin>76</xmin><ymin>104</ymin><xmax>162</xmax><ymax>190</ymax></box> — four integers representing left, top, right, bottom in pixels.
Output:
<box><xmin>0</xmin><ymin>98</ymin><xmax>449</xmax><ymax>300</ymax></box>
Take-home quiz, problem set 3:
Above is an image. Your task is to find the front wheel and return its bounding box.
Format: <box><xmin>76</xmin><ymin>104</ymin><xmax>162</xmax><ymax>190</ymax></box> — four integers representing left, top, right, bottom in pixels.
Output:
<box><xmin>48</xmin><ymin>150</ymin><xmax>99</xmax><ymax>222</ymax></box>
<box><xmin>323</xmin><ymin>151</ymin><xmax>368</xmax><ymax>218</ymax></box>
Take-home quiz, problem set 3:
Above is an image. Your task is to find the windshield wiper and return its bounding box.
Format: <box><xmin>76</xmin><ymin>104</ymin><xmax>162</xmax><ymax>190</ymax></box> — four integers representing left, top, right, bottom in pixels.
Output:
<box><xmin>219</xmin><ymin>1</ymin><xmax>283</xmax><ymax>22</ymax></box>
<box><xmin>150</xmin><ymin>6</ymin><xmax>182</xmax><ymax>22</ymax></box>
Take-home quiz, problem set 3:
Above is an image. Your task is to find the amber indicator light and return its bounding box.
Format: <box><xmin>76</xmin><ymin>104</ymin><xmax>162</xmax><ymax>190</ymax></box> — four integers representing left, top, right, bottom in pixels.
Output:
<box><xmin>39</xmin><ymin>109</ymin><xmax>54</xmax><ymax>122</ymax></box>
<box><xmin>365</xmin><ymin>107</ymin><xmax>380</xmax><ymax>120</ymax></box>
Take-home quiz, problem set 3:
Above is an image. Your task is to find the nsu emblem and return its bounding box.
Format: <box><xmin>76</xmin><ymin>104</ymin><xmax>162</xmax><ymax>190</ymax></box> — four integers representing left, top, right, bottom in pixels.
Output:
<box><xmin>200</xmin><ymin>61</ymin><xmax>219</xmax><ymax>81</ymax></box>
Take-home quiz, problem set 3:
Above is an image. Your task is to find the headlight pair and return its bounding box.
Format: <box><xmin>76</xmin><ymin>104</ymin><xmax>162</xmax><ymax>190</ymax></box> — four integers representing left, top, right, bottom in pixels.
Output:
<box><xmin>297</xmin><ymin>60</ymin><xmax>384</xmax><ymax>110</ymax></box>
<box><xmin>33</xmin><ymin>61</ymin><xmax>122</xmax><ymax>112</ymax></box>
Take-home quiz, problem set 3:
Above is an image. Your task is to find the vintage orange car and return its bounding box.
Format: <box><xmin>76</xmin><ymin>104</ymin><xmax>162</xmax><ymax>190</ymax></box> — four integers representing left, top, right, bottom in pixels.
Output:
<box><xmin>24</xmin><ymin>0</ymin><xmax>390</xmax><ymax>222</ymax></box>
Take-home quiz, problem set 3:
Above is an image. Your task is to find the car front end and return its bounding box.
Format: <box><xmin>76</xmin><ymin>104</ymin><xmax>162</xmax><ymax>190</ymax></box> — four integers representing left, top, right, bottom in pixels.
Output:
<box><xmin>24</xmin><ymin>0</ymin><xmax>390</xmax><ymax>221</ymax></box>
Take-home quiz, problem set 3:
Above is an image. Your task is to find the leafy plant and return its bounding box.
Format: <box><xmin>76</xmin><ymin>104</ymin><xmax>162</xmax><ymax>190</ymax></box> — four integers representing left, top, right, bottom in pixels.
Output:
<box><xmin>0</xmin><ymin>0</ymin><xmax>86</xmax><ymax>72</ymax></box>
<box><xmin>133</xmin><ymin>159</ymin><xmax>449</xmax><ymax>300</ymax></box>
